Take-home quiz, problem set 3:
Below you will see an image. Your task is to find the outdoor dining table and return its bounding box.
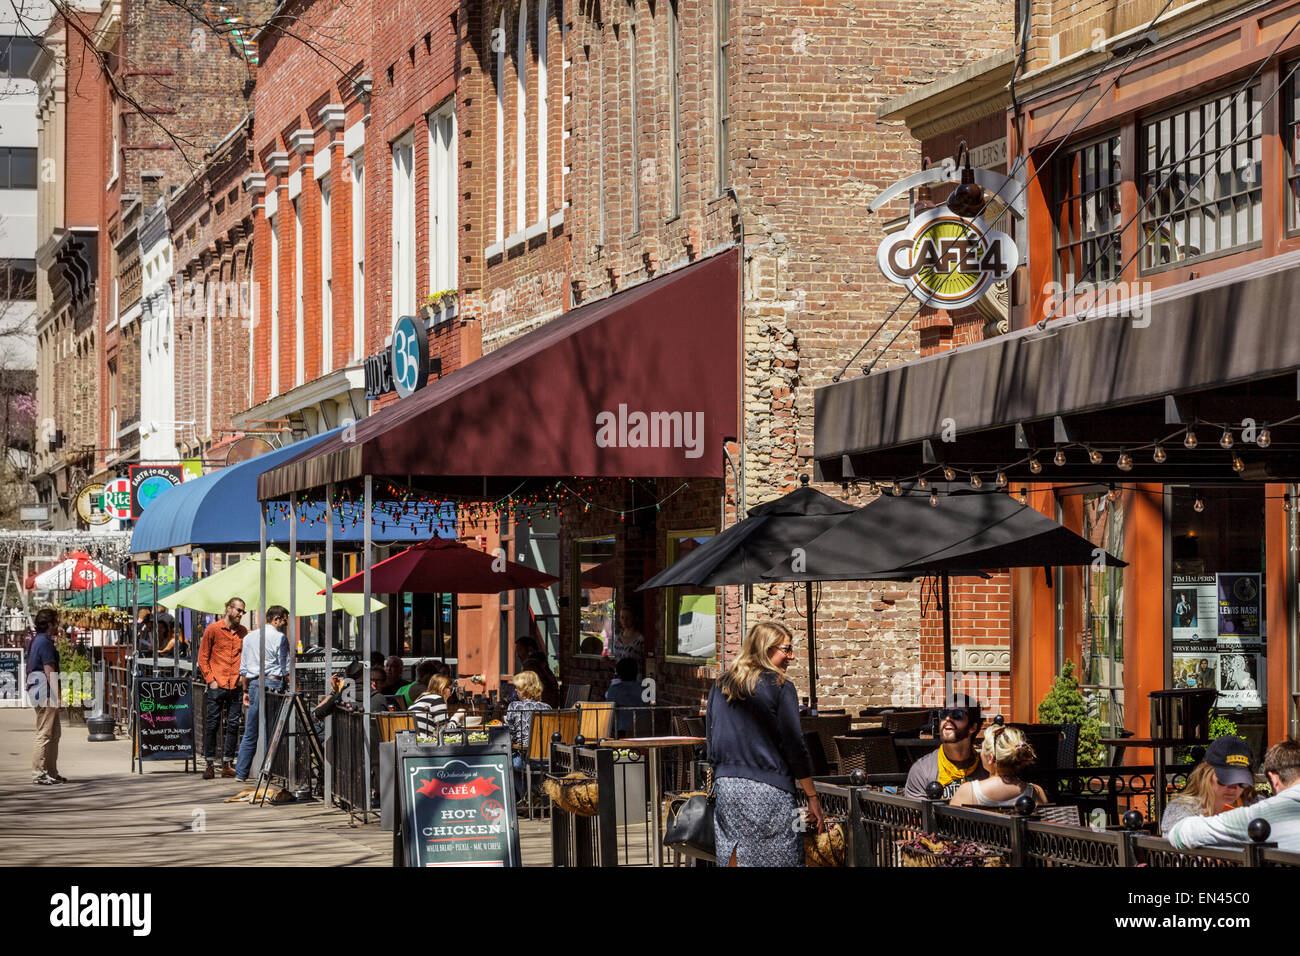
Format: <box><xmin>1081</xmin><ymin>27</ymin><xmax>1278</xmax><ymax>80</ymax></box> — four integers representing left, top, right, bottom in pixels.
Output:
<box><xmin>600</xmin><ymin>735</ymin><xmax>704</xmax><ymax>867</ymax></box>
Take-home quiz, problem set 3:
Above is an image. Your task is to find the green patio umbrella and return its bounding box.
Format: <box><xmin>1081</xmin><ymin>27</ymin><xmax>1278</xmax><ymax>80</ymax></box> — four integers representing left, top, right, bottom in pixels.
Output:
<box><xmin>158</xmin><ymin>546</ymin><xmax>384</xmax><ymax>617</ymax></box>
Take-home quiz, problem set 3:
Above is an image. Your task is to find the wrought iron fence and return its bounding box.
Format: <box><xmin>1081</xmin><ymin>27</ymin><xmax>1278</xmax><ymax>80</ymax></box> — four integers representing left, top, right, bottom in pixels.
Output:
<box><xmin>549</xmin><ymin>743</ymin><xmax>617</xmax><ymax>867</ymax></box>
<box><xmin>264</xmin><ymin>691</ymin><xmax>319</xmax><ymax>795</ymax></box>
<box><xmin>329</xmin><ymin>706</ymin><xmax>374</xmax><ymax>822</ymax></box>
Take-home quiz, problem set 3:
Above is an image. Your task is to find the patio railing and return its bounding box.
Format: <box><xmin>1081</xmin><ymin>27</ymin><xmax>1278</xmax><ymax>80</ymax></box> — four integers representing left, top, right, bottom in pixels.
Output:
<box><xmin>549</xmin><ymin>742</ymin><xmax>617</xmax><ymax>867</ymax></box>
<box><xmin>329</xmin><ymin>706</ymin><xmax>374</xmax><ymax>822</ymax></box>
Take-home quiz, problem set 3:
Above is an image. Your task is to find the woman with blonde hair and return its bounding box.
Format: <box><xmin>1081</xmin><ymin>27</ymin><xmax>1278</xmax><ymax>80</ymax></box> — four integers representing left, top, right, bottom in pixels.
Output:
<box><xmin>1161</xmin><ymin>735</ymin><xmax>1257</xmax><ymax>836</ymax></box>
<box><xmin>506</xmin><ymin>670</ymin><xmax>553</xmax><ymax>795</ymax></box>
<box><xmin>706</xmin><ymin>621</ymin><xmax>823</xmax><ymax>867</ymax></box>
<box><xmin>950</xmin><ymin>724</ymin><xmax>1048</xmax><ymax>809</ymax></box>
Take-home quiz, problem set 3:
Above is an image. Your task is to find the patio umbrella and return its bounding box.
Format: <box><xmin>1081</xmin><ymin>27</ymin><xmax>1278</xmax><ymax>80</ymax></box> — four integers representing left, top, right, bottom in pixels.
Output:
<box><xmin>638</xmin><ymin>475</ymin><xmax>863</xmax><ymax>711</ymax></box>
<box><xmin>32</xmin><ymin>552</ymin><xmax>121</xmax><ymax>592</ymax></box>
<box><xmin>327</xmin><ymin>536</ymin><xmax>558</xmax><ymax>594</ymax></box>
<box><xmin>762</xmin><ymin>489</ymin><xmax>1126</xmax><ymax>701</ymax></box>
<box><xmin>158</xmin><ymin>546</ymin><xmax>384</xmax><ymax>617</ymax></box>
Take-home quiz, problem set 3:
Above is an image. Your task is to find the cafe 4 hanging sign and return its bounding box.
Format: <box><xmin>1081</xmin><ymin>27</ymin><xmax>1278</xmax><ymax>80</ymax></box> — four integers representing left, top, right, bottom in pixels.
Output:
<box><xmin>877</xmin><ymin>208</ymin><xmax>1019</xmax><ymax>310</ymax></box>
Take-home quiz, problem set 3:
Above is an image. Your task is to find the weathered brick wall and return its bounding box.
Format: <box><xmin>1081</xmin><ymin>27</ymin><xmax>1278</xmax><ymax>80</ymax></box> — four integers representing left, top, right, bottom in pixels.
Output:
<box><xmin>1024</xmin><ymin>0</ymin><xmax>1208</xmax><ymax>73</ymax></box>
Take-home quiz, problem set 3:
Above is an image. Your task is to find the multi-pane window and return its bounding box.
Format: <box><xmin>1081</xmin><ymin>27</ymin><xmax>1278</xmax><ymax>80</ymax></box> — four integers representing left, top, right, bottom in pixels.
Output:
<box><xmin>1283</xmin><ymin>65</ymin><xmax>1300</xmax><ymax>233</ymax></box>
<box><xmin>1140</xmin><ymin>85</ymin><xmax>1262</xmax><ymax>271</ymax></box>
<box><xmin>0</xmin><ymin>147</ymin><xmax>37</xmax><ymax>189</ymax></box>
<box><xmin>319</xmin><ymin>176</ymin><xmax>332</xmax><ymax>376</ymax></box>
<box><xmin>293</xmin><ymin>196</ymin><xmax>304</xmax><ymax>386</ymax></box>
<box><xmin>350</xmin><ymin>152</ymin><xmax>365</xmax><ymax>362</ymax></box>
<box><xmin>0</xmin><ymin>37</ymin><xmax>39</xmax><ymax>78</ymax></box>
<box><xmin>428</xmin><ymin>102</ymin><xmax>458</xmax><ymax>298</ymax></box>
<box><xmin>391</xmin><ymin>132</ymin><xmax>416</xmax><ymax>322</ymax></box>
<box><xmin>269</xmin><ymin>215</ymin><xmax>279</xmax><ymax>394</ymax></box>
<box><xmin>1053</xmin><ymin>135</ymin><xmax>1122</xmax><ymax>288</ymax></box>
<box><xmin>668</xmin><ymin>0</ymin><xmax>682</xmax><ymax>219</ymax></box>
<box><xmin>0</xmin><ymin>259</ymin><xmax>36</xmax><ymax>300</ymax></box>
<box><xmin>516</xmin><ymin>2</ymin><xmax>528</xmax><ymax>233</ymax></box>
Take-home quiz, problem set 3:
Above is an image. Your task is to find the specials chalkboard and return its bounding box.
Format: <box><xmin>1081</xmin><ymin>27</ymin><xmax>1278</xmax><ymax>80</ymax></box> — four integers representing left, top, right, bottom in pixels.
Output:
<box><xmin>0</xmin><ymin>648</ymin><xmax>23</xmax><ymax>707</ymax></box>
<box><xmin>394</xmin><ymin>728</ymin><xmax>520</xmax><ymax>867</ymax></box>
<box><xmin>135</xmin><ymin>676</ymin><xmax>194</xmax><ymax>761</ymax></box>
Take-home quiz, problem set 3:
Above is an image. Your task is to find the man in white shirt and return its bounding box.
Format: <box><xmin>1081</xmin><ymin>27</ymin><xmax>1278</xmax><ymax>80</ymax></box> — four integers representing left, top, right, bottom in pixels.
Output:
<box><xmin>1169</xmin><ymin>739</ymin><xmax>1300</xmax><ymax>853</ymax></box>
<box><xmin>234</xmin><ymin>605</ymin><xmax>291</xmax><ymax>782</ymax></box>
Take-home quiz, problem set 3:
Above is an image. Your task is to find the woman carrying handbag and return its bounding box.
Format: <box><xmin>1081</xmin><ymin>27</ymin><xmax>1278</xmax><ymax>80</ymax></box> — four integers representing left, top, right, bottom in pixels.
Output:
<box><xmin>705</xmin><ymin>621</ymin><xmax>825</xmax><ymax>866</ymax></box>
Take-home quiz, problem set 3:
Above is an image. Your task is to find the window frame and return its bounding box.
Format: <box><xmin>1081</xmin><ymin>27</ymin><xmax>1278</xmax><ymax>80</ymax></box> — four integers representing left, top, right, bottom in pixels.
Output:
<box><xmin>390</xmin><ymin>131</ymin><xmax>416</xmax><ymax>324</ymax></box>
<box><xmin>663</xmin><ymin>528</ymin><xmax>719</xmax><ymax>665</ymax></box>
<box><xmin>715</xmin><ymin>0</ymin><xmax>731</xmax><ymax>195</ymax></box>
<box><xmin>319</xmin><ymin>174</ymin><xmax>332</xmax><ymax>376</ymax></box>
<box><xmin>1051</xmin><ymin>130</ymin><xmax>1124</xmax><ymax>290</ymax></box>
<box><xmin>427</xmin><ymin>100</ymin><xmax>458</xmax><ymax>300</ymax></box>
<box><xmin>572</xmin><ymin>534</ymin><xmax>618</xmax><ymax>660</ymax></box>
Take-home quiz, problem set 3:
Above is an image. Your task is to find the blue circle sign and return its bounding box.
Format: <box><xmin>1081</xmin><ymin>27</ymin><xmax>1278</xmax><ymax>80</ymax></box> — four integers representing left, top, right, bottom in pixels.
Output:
<box><xmin>137</xmin><ymin>476</ymin><xmax>172</xmax><ymax>509</ymax></box>
<box><xmin>390</xmin><ymin>315</ymin><xmax>430</xmax><ymax>399</ymax></box>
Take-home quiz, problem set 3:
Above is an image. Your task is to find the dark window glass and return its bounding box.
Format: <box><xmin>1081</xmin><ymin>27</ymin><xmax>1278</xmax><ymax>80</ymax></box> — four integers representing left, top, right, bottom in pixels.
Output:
<box><xmin>9</xmin><ymin>147</ymin><xmax>36</xmax><ymax>189</ymax></box>
<box><xmin>0</xmin><ymin>259</ymin><xmax>37</xmax><ymax>300</ymax></box>
<box><xmin>0</xmin><ymin>37</ymin><xmax>39</xmax><ymax>78</ymax></box>
<box><xmin>1053</xmin><ymin>135</ymin><xmax>1123</xmax><ymax>288</ymax></box>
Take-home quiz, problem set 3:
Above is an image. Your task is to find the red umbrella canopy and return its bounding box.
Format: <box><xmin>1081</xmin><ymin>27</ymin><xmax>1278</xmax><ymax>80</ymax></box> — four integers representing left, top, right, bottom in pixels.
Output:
<box><xmin>31</xmin><ymin>551</ymin><xmax>121</xmax><ymax>591</ymax></box>
<box><xmin>326</xmin><ymin>537</ymin><xmax>558</xmax><ymax>594</ymax></box>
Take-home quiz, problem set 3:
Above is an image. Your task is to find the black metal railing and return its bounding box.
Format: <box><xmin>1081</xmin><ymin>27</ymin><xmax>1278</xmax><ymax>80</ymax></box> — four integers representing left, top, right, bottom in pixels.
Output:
<box><xmin>329</xmin><ymin>706</ymin><xmax>373</xmax><ymax>822</ymax></box>
<box><xmin>264</xmin><ymin>691</ymin><xmax>318</xmax><ymax>795</ymax></box>
<box><xmin>549</xmin><ymin>742</ymin><xmax>618</xmax><ymax>867</ymax></box>
<box><xmin>831</xmin><ymin>785</ymin><xmax>1300</xmax><ymax>868</ymax></box>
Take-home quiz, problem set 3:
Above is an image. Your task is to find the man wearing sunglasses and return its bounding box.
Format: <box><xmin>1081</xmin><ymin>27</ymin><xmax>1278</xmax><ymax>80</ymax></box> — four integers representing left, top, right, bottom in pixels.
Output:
<box><xmin>904</xmin><ymin>695</ymin><xmax>987</xmax><ymax>800</ymax></box>
<box><xmin>197</xmin><ymin>597</ymin><xmax>249</xmax><ymax>779</ymax></box>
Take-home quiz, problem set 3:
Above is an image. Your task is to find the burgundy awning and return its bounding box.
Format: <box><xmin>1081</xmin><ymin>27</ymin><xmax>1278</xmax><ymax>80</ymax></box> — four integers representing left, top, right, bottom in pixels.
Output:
<box><xmin>257</xmin><ymin>249</ymin><xmax>740</xmax><ymax>499</ymax></box>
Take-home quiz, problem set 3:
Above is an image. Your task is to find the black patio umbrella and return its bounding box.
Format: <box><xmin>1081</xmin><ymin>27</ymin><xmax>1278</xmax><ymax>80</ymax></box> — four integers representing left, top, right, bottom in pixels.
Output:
<box><xmin>638</xmin><ymin>475</ymin><xmax>860</xmax><ymax>710</ymax></box>
<box><xmin>762</xmin><ymin>489</ymin><xmax>1126</xmax><ymax>702</ymax></box>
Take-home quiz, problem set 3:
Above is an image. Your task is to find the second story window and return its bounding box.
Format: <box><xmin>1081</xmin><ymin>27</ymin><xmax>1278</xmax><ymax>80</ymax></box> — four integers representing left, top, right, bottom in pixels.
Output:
<box><xmin>1053</xmin><ymin>135</ymin><xmax>1121</xmax><ymax>288</ymax></box>
<box><xmin>1284</xmin><ymin>65</ymin><xmax>1300</xmax><ymax>235</ymax></box>
<box><xmin>1140</xmin><ymin>85</ymin><xmax>1262</xmax><ymax>271</ymax></box>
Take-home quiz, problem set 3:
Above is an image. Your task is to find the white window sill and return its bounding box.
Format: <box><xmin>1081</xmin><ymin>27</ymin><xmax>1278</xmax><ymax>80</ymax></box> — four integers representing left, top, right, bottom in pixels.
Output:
<box><xmin>506</xmin><ymin>229</ymin><xmax>527</xmax><ymax>251</ymax></box>
<box><xmin>484</xmin><ymin>241</ymin><xmax>504</xmax><ymax>260</ymax></box>
<box><xmin>525</xmin><ymin>219</ymin><xmax>546</xmax><ymax>241</ymax></box>
<box><xmin>548</xmin><ymin>209</ymin><xmax>565</xmax><ymax>230</ymax></box>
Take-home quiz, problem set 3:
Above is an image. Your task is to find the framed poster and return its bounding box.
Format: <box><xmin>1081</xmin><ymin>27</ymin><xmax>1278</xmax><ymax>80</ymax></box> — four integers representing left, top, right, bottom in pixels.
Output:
<box><xmin>1216</xmin><ymin>573</ymin><xmax>1261</xmax><ymax>642</ymax></box>
<box><xmin>394</xmin><ymin>728</ymin><xmax>520</xmax><ymax>867</ymax></box>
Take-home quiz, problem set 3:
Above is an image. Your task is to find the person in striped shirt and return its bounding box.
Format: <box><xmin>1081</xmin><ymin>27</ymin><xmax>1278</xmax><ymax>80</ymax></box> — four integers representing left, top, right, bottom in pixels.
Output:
<box><xmin>406</xmin><ymin>674</ymin><xmax>454</xmax><ymax>739</ymax></box>
<box><xmin>1169</xmin><ymin>739</ymin><xmax>1300</xmax><ymax>853</ymax></box>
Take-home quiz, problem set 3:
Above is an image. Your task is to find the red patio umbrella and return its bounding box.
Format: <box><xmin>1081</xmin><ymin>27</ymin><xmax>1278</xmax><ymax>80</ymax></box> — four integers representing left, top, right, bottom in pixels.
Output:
<box><xmin>325</xmin><ymin>537</ymin><xmax>558</xmax><ymax>594</ymax></box>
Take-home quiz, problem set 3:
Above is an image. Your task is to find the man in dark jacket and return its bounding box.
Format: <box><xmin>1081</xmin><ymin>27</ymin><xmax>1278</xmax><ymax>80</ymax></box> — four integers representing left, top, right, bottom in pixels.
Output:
<box><xmin>28</xmin><ymin>608</ymin><xmax>66</xmax><ymax>785</ymax></box>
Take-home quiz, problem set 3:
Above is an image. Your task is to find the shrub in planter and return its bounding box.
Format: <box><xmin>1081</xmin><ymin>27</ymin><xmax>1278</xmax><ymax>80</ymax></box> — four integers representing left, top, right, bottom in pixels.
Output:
<box><xmin>1037</xmin><ymin>659</ymin><xmax>1105</xmax><ymax>767</ymax></box>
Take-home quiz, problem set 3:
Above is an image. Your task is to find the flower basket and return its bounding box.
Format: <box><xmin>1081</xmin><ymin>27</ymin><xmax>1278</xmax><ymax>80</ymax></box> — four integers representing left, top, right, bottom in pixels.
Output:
<box><xmin>543</xmin><ymin>772</ymin><xmax>600</xmax><ymax>816</ymax></box>
<box><xmin>898</xmin><ymin>833</ymin><xmax>1006</xmax><ymax>867</ymax></box>
<box><xmin>803</xmin><ymin>820</ymin><xmax>847</xmax><ymax>867</ymax></box>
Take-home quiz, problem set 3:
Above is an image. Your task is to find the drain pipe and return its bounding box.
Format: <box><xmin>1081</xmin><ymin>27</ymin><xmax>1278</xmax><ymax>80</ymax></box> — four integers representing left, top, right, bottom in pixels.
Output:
<box><xmin>726</xmin><ymin>183</ymin><xmax>748</xmax><ymax>662</ymax></box>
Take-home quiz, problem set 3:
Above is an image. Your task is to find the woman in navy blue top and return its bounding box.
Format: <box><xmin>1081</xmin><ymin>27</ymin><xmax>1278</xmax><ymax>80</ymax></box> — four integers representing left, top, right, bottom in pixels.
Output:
<box><xmin>707</xmin><ymin>621</ymin><xmax>823</xmax><ymax>866</ymax></box>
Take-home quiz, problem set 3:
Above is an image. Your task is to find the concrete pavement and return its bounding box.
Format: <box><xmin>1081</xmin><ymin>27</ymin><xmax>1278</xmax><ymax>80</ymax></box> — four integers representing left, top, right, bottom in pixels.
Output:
<box><xmin>0</xmin><ymin>708</ymin><xmax>552</xmax><ymax>866</ymax></box>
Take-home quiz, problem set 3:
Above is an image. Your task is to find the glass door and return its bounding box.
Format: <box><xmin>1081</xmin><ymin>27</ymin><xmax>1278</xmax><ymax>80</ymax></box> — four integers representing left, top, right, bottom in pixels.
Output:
<box><xmin>1082</xmin><ymin>491</ymin><xmax>1125</xmax><ymax>736</ymax></box>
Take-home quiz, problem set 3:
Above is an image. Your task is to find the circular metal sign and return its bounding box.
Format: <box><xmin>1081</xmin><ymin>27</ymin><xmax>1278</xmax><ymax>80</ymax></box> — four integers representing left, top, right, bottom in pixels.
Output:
<box><xmin>103</xmin><ymin>477</ymin><xmax>132</xmax><ymax>520</ymax></box>
<box><xmin>877</xmin><ymin>208</ymin><xmax>1019</xmax><ymax>311</ymax></box>
<box><xmin>75</xmin><ymin>483</ymin><xmax>111</xmax><ymax>526</ymax></box>
<box><xmin>390</xmin><ymin>315</ymin><xmax>430</xmax><ymax>399</ymax></box>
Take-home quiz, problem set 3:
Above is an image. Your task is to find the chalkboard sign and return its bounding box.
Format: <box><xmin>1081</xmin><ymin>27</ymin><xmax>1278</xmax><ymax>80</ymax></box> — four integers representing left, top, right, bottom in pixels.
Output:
<box><xmin>0</xmin><ymin>648</ymin><xmax>23</xmax><ymax>707</ymax></box>
<box><xmin>395</xmin><ymin>728</ymin><xmax>520</xmax><ymax>867</ymax></box>
<box><xmin>135</xmin><ymin>676</ymin><xmax>194</xmax><ymax>761</ymax></box>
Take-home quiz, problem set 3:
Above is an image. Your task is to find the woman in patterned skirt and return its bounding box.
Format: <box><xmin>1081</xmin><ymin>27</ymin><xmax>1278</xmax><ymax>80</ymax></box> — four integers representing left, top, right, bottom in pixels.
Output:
<box><xmin>707</xmin><ymin>621</ymin><xmax>824</xmax><ymax>866</ymax></box>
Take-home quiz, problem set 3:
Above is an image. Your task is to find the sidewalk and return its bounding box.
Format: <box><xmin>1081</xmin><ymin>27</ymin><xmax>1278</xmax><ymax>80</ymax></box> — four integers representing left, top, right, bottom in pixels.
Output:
<box><xmin>0</xmin><ymin>708</ymin><xmax>551</xmax><ymax>866</ymax></box>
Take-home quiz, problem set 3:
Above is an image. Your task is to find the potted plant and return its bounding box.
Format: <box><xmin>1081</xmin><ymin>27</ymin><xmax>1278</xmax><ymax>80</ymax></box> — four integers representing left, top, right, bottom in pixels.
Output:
<box><xmin>1037</xmin><ymin>658</ymin><xmax>1105</xmax><ymax>767</ymax></box>
<box><xmin>421</xmin><ymin>288</ymin><xmax>458</xmax><ymax>322</ymax></box>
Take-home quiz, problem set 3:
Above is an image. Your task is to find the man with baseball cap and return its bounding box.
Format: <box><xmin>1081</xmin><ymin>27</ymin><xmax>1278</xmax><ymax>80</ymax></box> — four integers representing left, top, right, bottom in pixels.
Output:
<box><xmin>1170</xmin><ymin>738</ymin><xmax>1300</xmax><ymax>852</ymax></box>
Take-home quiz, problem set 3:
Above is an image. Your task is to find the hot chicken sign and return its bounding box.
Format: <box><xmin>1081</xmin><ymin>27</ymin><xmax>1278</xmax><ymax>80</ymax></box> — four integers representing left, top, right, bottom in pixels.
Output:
<box><xmin>877</xmin><ymin>208</ymin><xmax>1018</xmax><ymax>311</ymax></box>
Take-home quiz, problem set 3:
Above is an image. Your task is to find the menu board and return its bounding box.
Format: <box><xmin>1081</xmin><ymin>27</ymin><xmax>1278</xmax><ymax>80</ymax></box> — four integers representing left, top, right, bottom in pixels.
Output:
<box><xmin>135</xmin><ymin>677</ymin><xmax>195</xmax><ymax>761</ymax></box>
<box><xmin>0</xmin><ymin>648</ymin><xmax>23</xmax><ymax>707</ymax></box>
<box><xmin>1170</xmin><ymin>572</ymin><xmax>1264</xmax><ymax>710</ymax></box>
<box><xmin>395</xmin><ymin>730</ymin><xmax>519</xmax><ymax>868</ymax></box>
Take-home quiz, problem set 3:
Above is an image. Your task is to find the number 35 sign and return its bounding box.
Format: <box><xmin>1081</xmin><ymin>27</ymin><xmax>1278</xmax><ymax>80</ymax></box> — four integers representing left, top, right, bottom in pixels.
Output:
<box><xmin>365</xmin><ymin>315</ymin><xmax>429</xmax><ymax>400</ymax></box>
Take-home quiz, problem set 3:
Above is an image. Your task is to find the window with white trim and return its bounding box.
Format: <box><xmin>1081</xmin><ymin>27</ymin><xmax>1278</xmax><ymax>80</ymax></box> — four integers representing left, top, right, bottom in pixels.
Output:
<box><xmin>537</xmin><ymin>0</ymin><xmax>548</xmax><ymax>222</ymax></box>
<box><xmin>391</xmin><ymin>132</ymin><xmax>416</xmax><ymax>323</ymax></box>
<box><xmin>320</xmin><ymin>175</ymin><xmax>333</xmax><ymax>375</ymax></box>
<box><xmin>428</xmin><ymin>102</ymin><xmax>458</xmax><ymax>301</ymax></box>
<box><xmin>269</xmin><ymin>214</ymin><xmax>280</xmax><ymax>395</ymax></box>
<box><xmin>495</xmin><ymin>7</ymin><xmax>506</xmax><ymax>245</ymax></box>
<box><xmin>294</xmin><ymin>196</ymin><xmax>305</xmax><ymax>386</ymax></box>
<box><xmin>350</xmin><ymin>152</ymin><xmax>365</xmax><ymax>362</ymax></box>
<box><xmin>516</xmin><ymin>1</ymin><xmax>528</xmax><ymax>233</ymax></box>
<box><xmin>629</xmin><ymin>5</ymin><xmax>640</xmax><ymax>233</ymax></box>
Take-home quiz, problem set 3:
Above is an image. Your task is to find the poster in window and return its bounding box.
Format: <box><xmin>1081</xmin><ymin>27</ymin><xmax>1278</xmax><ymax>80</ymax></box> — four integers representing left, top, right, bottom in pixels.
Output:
<box><xmin>1171</xmin><ymin>575</ymin><xmax>1217</xmax><ymax>644</ymax></box>
<box><xmin>675</xmin><ymin>592</ymin><xmax>716</xmax><ymax>659</ymax></box>
<box><xmin>1172</xmin><ymin>653</ymin><xmax>1217</xmax><ymax>690</ymax></box>
<box><xmin>1216</xmin><ymin>573</ymin><xmax>1261</xmax><ymax>642</ymax></box>
<box><xmin>1214</xmin><ymin>642</ymin><xmax>1265</xmax><ymax>709</ymax></box>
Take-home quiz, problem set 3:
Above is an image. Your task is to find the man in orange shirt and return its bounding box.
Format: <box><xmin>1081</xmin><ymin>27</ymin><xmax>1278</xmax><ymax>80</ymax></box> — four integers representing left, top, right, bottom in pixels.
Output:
<box><xmin>197</xmin><ymin>597</ymin><xmax>248</xmax><ymax>779</ymax></box>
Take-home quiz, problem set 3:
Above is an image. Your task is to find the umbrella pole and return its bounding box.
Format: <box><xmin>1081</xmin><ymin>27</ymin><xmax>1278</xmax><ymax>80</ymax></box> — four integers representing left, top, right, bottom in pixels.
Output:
<box><xmin>289</xmin><ymin>491</ymin><xmax>298</xmax><ymax>791</ymax></box>
<box><xmin>805</xmin><ymin>580</ymin><xmax>818</xmax><ymax>713</ymax></box>
<box><xmin>324</xmin><ymin>481</ymin><xmax>334</xmax><ymax>806</ymax></box>
<box><xmin>941</xmin><ymin>571</ymin><xmax>954</xmax><ymax>707</ymax></box>
<box><xmin>256</xmin><ymin>501</ymin><xmax>268</xmax><ymax>776</ymax></box>
<box><xmin>151</xmin><ymin>553</ymin><xmax>159</xmax><ymax>674</ymax></box>
<box><xmin>363</xmin><ymin>475</ymin><xmax>373</xmax><ymax>819</ymax></box>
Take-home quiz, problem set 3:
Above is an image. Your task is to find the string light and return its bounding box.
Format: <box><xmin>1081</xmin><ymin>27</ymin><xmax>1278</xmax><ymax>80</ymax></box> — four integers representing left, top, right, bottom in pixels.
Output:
<box><xmin>1257</xmin><ymin>427</ymin><xmax>1271</xmax><ymax>448</ymax></box>
<box><xmin>1284</xmin><ymin>495</ymin><xmax>1292</xmax><ymax>513</ymax></box>
<box><xmin>942</xmin><ymin>466</ymin><xmax>956</xmax><ymax>481</ymax></box>
<box><xmin>1232</xmin><ymin>454</ymin><xmax>1245</xmax><ymax>473</ymax></box>
<box><xmin>929</xmin><ymin>490</ymin><xmax>939</xmax><ymax>507</ymax></box>
<box><xmin>1116</xmin><ymin>450</ymin><xmax>1133</xmax><ymax>472</ymax></box>
<box><xmin>917</xmin><ymin>476</ymin><xmax>929</xmax><ymax>490</ymax></box>
<box><xmin>1016</xmin><ymin>488</ymin><xmax>1028</xmax><ymax>505</ymax></box>
<box><xmin>1194</xmin><ymin>497</ymin><xmax>1204</xmax><ymax>513</ymax></box>
<box><xmin>995</xmin><ymin>471</ymin><xmax>1008</xmax><ymax>489</ymax></box>
<box><xmin>1219</xmin><ymin>429</ymin><xmax>1234</xmax><ymax>449</ymax></box>
<box><xmin>1153</xmin><ymin>444</ymin><xmax>1166</xmax><ymax>463</ymax></box>
<box><xmin>1053</xmin><ymin>447</ymin><xmax>1067</xmax><ymax>467</ymax></box>
<box><xmin>1088</xmin><ymin>447</ymin><xmax>1103</xmax><ymax>465</ymax></box>
<box><xmin>1028</xmin><ymin>456</ymin><xmax>1042</xmax><ymax>474</ymax></box>
<box><xmin>969</xmin><ymin>474</ymin><xmax>983</xmax><ymax>489</ymax></box>
<box><xmin>891</xmin><ymin>481</ymin><xmax>903</xmax><ymax>496</ymax></box>
<box><xmin>1184</xmin><ymin>428</ymin><xmax>1198</xmax><ymax>449</ymax></box>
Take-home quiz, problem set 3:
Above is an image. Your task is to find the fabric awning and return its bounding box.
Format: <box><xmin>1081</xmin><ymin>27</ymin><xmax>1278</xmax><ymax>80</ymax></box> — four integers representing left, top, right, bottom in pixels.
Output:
<box><xmin>257</xmin><ymin>249</ymin><xmax>741</xmax><ymax>500</ymax></box>
<box><xmin>131</xmin><ymin>427</ymin><xmax>450</xmax><ymax>555</ymax></box>
<box><xmin>814</xmin><ymin>254</ymin><xmax>1300</xmax><ymax>482</ymax></box>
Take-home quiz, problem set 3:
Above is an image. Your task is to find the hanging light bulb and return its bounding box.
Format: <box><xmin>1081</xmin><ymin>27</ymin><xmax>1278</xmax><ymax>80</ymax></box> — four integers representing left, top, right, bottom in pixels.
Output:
<box><xmin>1107</xmin><ymin>484</ymin><xmax>1121</xmax><ymax>502</ymax></box>
<box><xmin>1117</xmin><ymin>450</ymin><xmax>1133</xmax><ymax>472</ymax></box>
<box><xmin>1184</xmin><ymin>428</ymin><xmax>1198</xmax><ymax>450</ymax></box>
<box><xmin>1054</xmin><ymin>447</ymin><xmax>1067</xmax><ymax>467</ymax></box>
<box><xmin>942</xmin><ymin>466</ymin><xmax>956</xmax><ymax>481</ymax></box>
<box><xmin>867</xmin><ymin>480</ymin><xmax>880</xmax><ymax>496</ymax></box>
<box><xmin>1088</xmin><ymin>447</ymin><xmax>1103</xmax><ymax>465</ymax></box>
<box><xmin>1284</xmin><ymin>495</ymin><xmax>1292</xmax><ymax>513</ymax></box>
<box><xmin>1232</xmin><ymin>454</ymin><xmax>1245</xmax><ymax>473</ymax></box>
<box><xmin>1153</xmin><ymin>444</ymin><xmax>1167</xmax><ymax>464</ymax></box>
<box><xmin>891</xmin><ymin>481</ymin><xmax>903</xmax><ymax>496</ymax></box>
<box><xmin>996</xmin><ymin>471</ymin><xmax>1008</xmax><ymax>489</ymax></box>
<box><xmin>1257</xmin><ymin>427</ymin><xmax>1271</xmax><ymax>449</ymax></box>
<box><xmin>1219</xmin><ymin>429</ymin><xmax>1234</xmax><ymax>449</ymax></box>
<box><xmin>1029</xmin><ymin>456</ymin><xmax>1042</xmax><ymax>474</ymax></box>
<box><xmin>967</xmin><ymin>473</ymin><xmax>982</xmax><ymax>489</ymax></box>
<box><xmin>918</xmin><ymin>476</ymin><xmax>929</xmax><ymax>490</ymax></box>
<box><xmin>929</xmin><ymin>490</ymin><xmax>939</xmax><ymax>507</ymax></box>
<box><xmin>1016</xmin><ymin>488</ymin><xmax>1028</xmax><ymax>505</ymax></box>
<box><xmin>1194</xmin><ymin>497</ymin><xmax>1204</xmax><ymax>513</ymax></box>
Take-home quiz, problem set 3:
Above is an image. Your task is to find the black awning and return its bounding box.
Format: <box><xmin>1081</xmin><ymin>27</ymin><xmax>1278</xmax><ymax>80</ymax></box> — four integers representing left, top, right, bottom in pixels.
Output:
<box><xmin>814</xmin><ymin>255</ymin><xmax>1300</xmax><ymax>483</ymax></box>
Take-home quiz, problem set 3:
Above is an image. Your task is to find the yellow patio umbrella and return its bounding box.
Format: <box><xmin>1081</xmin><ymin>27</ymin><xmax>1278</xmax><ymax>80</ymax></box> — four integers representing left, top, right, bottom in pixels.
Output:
<box><xmin>159</xmin><ymin>546</ymin><xmax>385</xmax><ymax>617</ymax></box>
